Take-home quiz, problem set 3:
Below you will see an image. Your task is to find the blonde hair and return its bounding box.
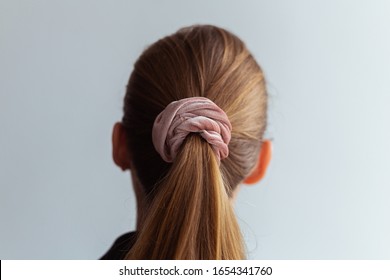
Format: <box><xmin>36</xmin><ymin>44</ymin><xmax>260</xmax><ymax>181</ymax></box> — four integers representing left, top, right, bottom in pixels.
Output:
<box><xmin>121</xmin><ymin>24</ymin><xmax>267</xmax><ymax>259</ymax></box>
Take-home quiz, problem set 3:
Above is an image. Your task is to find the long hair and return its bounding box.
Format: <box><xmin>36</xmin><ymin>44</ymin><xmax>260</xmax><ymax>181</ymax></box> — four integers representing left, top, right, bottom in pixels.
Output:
<box><xmin>121</xmin><ymin>25</ymin><xmax>267</xmax><ymax>259</ymax></box>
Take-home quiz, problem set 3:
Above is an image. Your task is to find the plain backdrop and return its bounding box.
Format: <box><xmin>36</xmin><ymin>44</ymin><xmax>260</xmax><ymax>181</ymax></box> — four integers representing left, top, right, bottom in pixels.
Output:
<box><xmin>1</xmin><ymin>0</ymin><xmax>390</xmax><ymax>259</ymax></box>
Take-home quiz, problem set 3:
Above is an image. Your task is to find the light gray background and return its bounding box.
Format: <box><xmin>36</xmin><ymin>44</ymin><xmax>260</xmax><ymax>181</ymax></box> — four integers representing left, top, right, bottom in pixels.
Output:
<box><xmin>1</xmin><ymin>0</ymin><xmax>389</xmax><ymax>259</ymax></box>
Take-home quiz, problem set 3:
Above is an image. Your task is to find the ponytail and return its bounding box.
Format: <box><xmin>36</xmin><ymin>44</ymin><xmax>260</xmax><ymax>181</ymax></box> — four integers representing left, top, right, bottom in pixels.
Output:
<box><xmin>125</xmin><ymin>135</ymin><xmax>245</xmax><ymax>259</ymax></box>
<box><xmin>122</xmin><ymin>24</ymin><xmax>267</xmax><ymax>260</ymax></box>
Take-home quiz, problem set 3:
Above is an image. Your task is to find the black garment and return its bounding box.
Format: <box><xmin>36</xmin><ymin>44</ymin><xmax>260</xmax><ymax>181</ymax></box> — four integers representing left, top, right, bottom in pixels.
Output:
<box><xmin>100</xmin><ymin>231</ymin><xmax>137</xmax><ymax>260</ymax></box>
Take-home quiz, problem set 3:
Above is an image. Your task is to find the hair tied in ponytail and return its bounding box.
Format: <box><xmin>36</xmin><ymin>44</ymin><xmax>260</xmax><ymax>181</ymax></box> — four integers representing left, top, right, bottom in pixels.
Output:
<box><xmin>152</xmin><ymin>97</ymin><xmax>232</xmax><ymax>163</ymax></box>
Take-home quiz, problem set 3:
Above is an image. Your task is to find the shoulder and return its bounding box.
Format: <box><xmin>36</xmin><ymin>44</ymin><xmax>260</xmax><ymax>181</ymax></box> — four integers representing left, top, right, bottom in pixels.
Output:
<box><xmin>100</xmin><ymin>231</ymin><xmax>137</xmax><ymax>260</ymax></box>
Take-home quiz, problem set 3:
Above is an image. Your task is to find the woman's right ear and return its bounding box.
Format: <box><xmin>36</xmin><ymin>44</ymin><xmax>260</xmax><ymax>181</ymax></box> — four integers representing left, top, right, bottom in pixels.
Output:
<box><xmin>243</xmin><ymin>140</ymin><xmax>272</xmax><ymax>184</ymax></box>
<box><xmin>112</xmin><ymin>122</ymin><xmax>131</xmax><ymax>171</ymax></box>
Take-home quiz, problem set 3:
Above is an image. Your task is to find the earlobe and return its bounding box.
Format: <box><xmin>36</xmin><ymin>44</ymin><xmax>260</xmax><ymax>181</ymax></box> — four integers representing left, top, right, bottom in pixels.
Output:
<box><xmin>112</xmin><ymin>122</ymin><xmax>131</xmax><ymax>171</ymax></box>
<box><xmin>243</xmin><ymin>140</ymin><xmax>272</xmax><ymax>184</ymax></box>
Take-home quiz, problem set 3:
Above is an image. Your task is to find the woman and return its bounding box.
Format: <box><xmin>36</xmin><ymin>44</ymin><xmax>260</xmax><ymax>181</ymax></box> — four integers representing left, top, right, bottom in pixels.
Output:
<box><xmin>101</xmin><ymin>24</ymin><xmax>272</xmax><ymax>260</ymax></box>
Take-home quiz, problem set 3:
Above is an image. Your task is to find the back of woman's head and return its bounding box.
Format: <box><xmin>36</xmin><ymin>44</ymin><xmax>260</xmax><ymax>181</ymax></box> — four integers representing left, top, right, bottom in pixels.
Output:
<box><xmin>121</xmin><ymin>24</ymin><xmax>267</xmax><ymax>259</ymax></box>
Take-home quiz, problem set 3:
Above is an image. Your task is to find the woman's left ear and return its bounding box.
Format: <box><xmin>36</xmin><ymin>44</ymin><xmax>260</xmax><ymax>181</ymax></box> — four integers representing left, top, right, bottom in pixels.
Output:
<box><xmin>112</xmin><ymin>122</ymin><xmax>131</xmax><ymax>171</ymax></box>
<box><xmin>243</xmin><ymin>140</ymin><xmax>272</xmax><ymax>184</ymax></box>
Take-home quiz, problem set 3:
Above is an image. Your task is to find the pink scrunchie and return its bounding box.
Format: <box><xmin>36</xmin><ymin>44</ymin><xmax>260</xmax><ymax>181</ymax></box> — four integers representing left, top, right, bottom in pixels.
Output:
<box><xmin>152</xmin><ymin>97</ymin><xmax>232</xmax><ymax>163</ymax></box>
